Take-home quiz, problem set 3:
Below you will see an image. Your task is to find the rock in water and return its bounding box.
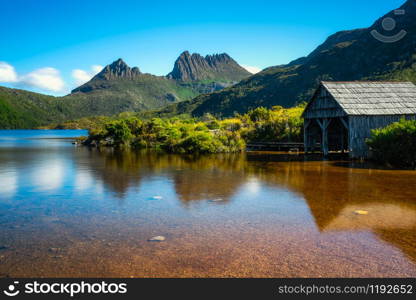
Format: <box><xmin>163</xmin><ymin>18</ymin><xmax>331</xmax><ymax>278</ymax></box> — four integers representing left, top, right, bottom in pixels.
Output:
<box><xmin>148</xmin><ymin>236</ymin><xmax>166</xmax><ymax>242</ymax></box>
<box><xmin>210</xmin><ymin>198</ymin><xmax>224</xmax><ymax>202</ymax></box>
<box><xmin>48</xmin><ymin>247</ymin><xmax>61</xmax><ymax>253</ymax></box>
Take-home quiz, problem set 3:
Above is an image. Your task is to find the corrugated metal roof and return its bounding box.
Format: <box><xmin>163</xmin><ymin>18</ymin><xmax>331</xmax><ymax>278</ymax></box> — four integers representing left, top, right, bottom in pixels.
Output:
<box><xmin>321</xmin><ymin>81</ymin><xmax>416</xmax><ymax>115</ymax></box>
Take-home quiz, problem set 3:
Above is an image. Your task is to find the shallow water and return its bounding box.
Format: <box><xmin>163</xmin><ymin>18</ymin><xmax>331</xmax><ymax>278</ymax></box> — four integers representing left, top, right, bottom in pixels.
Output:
<box><xmin>0</xmin><ymin>130</ymin><xmax>415</xmax><ymax>278</ymax></box>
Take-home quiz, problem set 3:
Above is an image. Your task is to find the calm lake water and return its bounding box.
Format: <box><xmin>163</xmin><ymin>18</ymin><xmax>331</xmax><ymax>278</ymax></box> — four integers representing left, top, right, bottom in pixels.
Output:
<box><xmin>0</xmin><ymin>130</ymin><xmax>415</xmax><ymax>278</ymax></box>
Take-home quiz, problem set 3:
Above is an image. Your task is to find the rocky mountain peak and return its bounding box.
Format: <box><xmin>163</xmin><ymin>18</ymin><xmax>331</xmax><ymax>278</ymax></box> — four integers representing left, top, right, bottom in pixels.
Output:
<box><xmin>167</xmin><ymin>51</ymin><xmax>250</xmax><ymax>82</ymax></box>
<box><xmin>94</xmin><ymin>58</ymin><xmax>141</xmax><ymax>80</ymax></box>
<box><xmin>205</xmin><ymin>53</ymin><xmax>233</xmax><ymax>65</ymax></box>
<box><xmin>71</xmin><ymin>59</ymin><xmax>142</xmax><ymax>93</ymax></box>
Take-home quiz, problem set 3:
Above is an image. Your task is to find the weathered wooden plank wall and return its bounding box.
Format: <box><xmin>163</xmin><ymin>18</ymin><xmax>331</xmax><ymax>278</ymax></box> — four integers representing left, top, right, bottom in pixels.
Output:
<box><xmin>349</xmin><ymin>114</ymin><xmax>416</xmax><ymax>158</ymax></box>
<box><xmin>303</xmin><ymin>86</ymin><xmax>346</xmax><ymax>119</ymax></box>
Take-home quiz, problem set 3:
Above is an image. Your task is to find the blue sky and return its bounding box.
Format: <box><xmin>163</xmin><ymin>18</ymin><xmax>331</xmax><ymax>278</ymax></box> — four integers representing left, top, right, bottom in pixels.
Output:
<box><xmin>0</xmin><ymin>0</ymin><xmax>406</xmax><ymax>95</ymax></box>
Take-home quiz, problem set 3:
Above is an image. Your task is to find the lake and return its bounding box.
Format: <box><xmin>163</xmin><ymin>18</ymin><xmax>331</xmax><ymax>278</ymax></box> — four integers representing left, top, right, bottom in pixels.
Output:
<box><xmin>0</xmin><ymin>130</ymin><xmax>415</xmax><ymax>277</ymax></box>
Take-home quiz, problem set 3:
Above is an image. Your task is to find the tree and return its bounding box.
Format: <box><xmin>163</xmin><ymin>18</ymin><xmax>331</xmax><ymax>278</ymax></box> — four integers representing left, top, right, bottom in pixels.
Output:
<box><xmin>105</xmin><ymin>120</ymin><xmax>133</xmax><ymax>145</ymax></box>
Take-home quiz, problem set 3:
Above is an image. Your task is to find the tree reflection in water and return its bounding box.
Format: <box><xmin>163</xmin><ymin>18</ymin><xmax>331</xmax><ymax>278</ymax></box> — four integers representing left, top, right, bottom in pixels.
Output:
<box><xmin>77</xmin><ymin>149</ymin><xmax>416</xmax><ymax>264</ymax></box>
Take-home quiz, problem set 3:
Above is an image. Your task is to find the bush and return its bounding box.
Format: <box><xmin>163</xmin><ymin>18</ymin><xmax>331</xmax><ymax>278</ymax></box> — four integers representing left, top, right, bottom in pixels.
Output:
<box><xmin>105</xmin><ymin>120</ymin><xmax>133</xmax><ymax>145</ymax></box>
<box><xmin>216</xmin><ymin>131</ymin><xmax>246</xmax><ymax>152</ymax></box>
<box><xmin>174</xmin><ymin>131</ymin><xmax>222</xmax><ymax>154</ymax></box>
<box><xmin>206</xmin><ymin>119</ymin><xmax>221</xmax><ymax>130</ymax></box>
<box><xmin>242</xmin><ymin>104</ymin><xmax>304</xmax><ymax>142</ymax></box>
<box><xmin>366</xmin><ymin>119</ymin><xmax>416</xmax><ymax>169</ymax></box>
<box><xmin>220</xmin><ymin>118</ymin><xmax>243</xmax><ymax>131</ymax></box>
<box><xmin>246</xmin><ymin>107</ymin><xmax>273</xmax><ymax>122</ymax></box>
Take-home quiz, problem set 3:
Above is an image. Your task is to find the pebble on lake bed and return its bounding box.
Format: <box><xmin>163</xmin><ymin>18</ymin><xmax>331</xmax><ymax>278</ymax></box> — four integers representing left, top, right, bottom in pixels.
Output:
<box><xmin>210</xmin><ymin>198</ymin><xmax>224</xmax><ymax>202</ymax></box>
<box><xmin>354</xmin><ymin>210</ymin><xmax>369</xmax><ymax>215</ymax></box>
<box><xmin>148</xmin><ymin>236</ymin><xmax>166</xmax><ymax>242</ymax></box>
<box><xmin>48</xmin><ymin>248</ymin><xmax>61</xmax><ymax>253</ymax></box>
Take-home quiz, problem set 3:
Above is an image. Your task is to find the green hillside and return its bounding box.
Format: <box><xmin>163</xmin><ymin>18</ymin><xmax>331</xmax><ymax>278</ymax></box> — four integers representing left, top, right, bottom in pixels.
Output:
<box><xmin>68</xmin><ymin>74</ymin><xmax>199</xmax><ymax>113</ymax></box>
<box><xmin>0</xmin><ymin>87</ymin><xmax>67</xmax><ymax>129</ymax></box>
<box><xmin>0</xmin><ymin>77</ymin><xmax>199</xmax><ymax>129</ymax></box>
<box><xmin>160</xmin><ymin>0</ymin><xmax>416</xmax><ymax>117</ymax></box>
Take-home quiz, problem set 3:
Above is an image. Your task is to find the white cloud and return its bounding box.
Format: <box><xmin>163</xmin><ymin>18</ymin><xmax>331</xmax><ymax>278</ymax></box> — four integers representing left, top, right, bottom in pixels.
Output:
<box><xmin>91</xmin><ymin>65</ymin><xmax>103</xmax><ymax>74</ymax></box>
<box><xmin>74</xmin><ymin>170</ymin><xmax>93</xmax><ymax>191</ymax></box>
<box><xmin>20</xmin><ymin>67</ymin><xmax>65</xmax><ymax>92</ymax></box>
<box><xmin>0</xmin><ymin>62</ymin><xmax>105</xmax><ymax>94</ymax></box>
<box><xmin>72</xmin><ymin>65</ymin><xmax>103</xmax><ymax>86</ymax></box>
<box><xmin>32</xmin><ymin>159</ymin><xmax>64</xmax><ymax>191</ymax></box>
<box><xmin>72</xmin><ymin>69</ymin><xmax>91</xmax><ymax>86</ymax></box>
<box><xmin>0</xmin><ymin>62</ymin><xmax>18</xmax><ymax>82</ymax></box>
<box><xmin>0</xmin><ymin>170</ymin><xmax>17</xmax><ymax>199</ymax></box>
<box><xmin>242</xmin><ymin>65</ymin><xmax>262</xmax><ymax>74</ymax></box>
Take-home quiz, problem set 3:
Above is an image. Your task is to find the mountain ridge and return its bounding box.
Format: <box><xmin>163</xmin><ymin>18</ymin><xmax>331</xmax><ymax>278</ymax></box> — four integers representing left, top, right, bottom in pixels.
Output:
<box><xmin>159</xmin><ymin>0</ymin><xmax>416</xmax><ymax>117</ymax></box>
<box><xmin>0</xmin><ymin>51</ymin><xmax>251</xmax><ymax>128</ymax></box>
<box><xmin>167</xmin><ymin>51</ymin><xmax>251</xmax><ymax>82</ymax></box>
<box><xmin>2</xmin><ymin>1</ymin><xmax>415</xmax><ymax>127</ymax></box>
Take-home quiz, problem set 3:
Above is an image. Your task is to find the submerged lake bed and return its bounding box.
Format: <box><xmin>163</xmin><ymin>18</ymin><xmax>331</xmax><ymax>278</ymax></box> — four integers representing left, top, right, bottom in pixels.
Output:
<box><xmin>0</xmin><ymin>130</ymin><xmax>415</xmax><ymax>277</ymax></box>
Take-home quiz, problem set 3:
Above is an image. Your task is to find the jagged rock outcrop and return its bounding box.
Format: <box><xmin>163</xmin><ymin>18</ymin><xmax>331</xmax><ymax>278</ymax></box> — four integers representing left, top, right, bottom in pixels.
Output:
<box><xmin>96</xmin><ymin>58</ymin><xmax>141</xmax><ymax>80</ymax></box>
<box><xmin>167</xmin><ymin>51</ymin><xmax>251</xmax><ymax>82</ymax></box>
<box><xmin>71</xmin><ymin>59</ymin><xmax>143</xmax><ymax>93</ymax></box>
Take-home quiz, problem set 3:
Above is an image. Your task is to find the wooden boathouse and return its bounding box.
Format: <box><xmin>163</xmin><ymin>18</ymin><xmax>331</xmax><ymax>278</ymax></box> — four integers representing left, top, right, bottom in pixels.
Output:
<box><xmin>302</xmin><ymin>81</ymin><xmax>416</xmax><ymax>158</ymax></box>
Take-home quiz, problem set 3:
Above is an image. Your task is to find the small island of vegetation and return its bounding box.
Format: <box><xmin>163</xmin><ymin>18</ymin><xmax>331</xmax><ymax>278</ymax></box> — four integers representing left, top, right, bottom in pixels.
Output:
<box><xmin>78</xmin><ymin>104</ymin><xmax>305</xmax><ymax>154</ymax></box>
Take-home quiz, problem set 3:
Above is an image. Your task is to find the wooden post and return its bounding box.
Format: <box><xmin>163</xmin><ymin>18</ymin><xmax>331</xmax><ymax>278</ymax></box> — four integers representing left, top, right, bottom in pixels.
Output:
<box><xmin>322</xmin><ymin>119</ymin><xmax>329</xmax><ymax>157</ymax></box>
<box><xmin>340</xmin><ymin>117</ymin><xmax>349</xmax><ymax>154</ymax></box>
<box><xmin>303</xmin><ymin>120</ymin><xmax>311</xmax><ymax>153</ymax></box>
<box><xmin>303</xmin><ymin>124</ymin><xmax>308</xmax><ymax>153</ymax></box>
<box><xmin>317</xmin><ymin>118</ymin><xmax>331</xmax><ymax>157</ymax></box>
<box><xmin>340</xmin><ymin>117</ymin><xmax>349</xmax><ymax>130</ymax></box>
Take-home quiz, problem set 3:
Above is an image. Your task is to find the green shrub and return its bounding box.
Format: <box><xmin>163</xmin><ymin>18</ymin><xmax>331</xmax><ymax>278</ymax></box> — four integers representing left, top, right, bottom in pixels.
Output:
<box><xmin>174</xmin><ymin>131</ymin><xmax>222</xmax><ymax>154</ymax></box>
<box><xmin>366</xmin><ymin>118</ymin><xmax>416</xmax><ymax>169</ymax></box>
<box><xmin>220</xmin><ymin>118</ymin><xmax>243</xmax><ymax>131</ymax></box>
<box><xmin>105</xmin><ymin>120</ymin><xmax>133</xmax><ymax>145</ymax></box>
<box><xmin>246</xmin><ymin>107</ymin><xmax>273</xmax><ymax>122</ymax></box>
<box><xmin>216</xmin><ymin>131</ymin><xmax>246</xmax><ymax>152</ymax></box>
<box><xmin>242</xmin><ymin>105</ymin><xmax>304</xmax><ymax>142</ymax></box>
<box><xmin>206</xmin><ymin>120</ymin><xmax>221</xmax><ymax>130</ymax></box>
